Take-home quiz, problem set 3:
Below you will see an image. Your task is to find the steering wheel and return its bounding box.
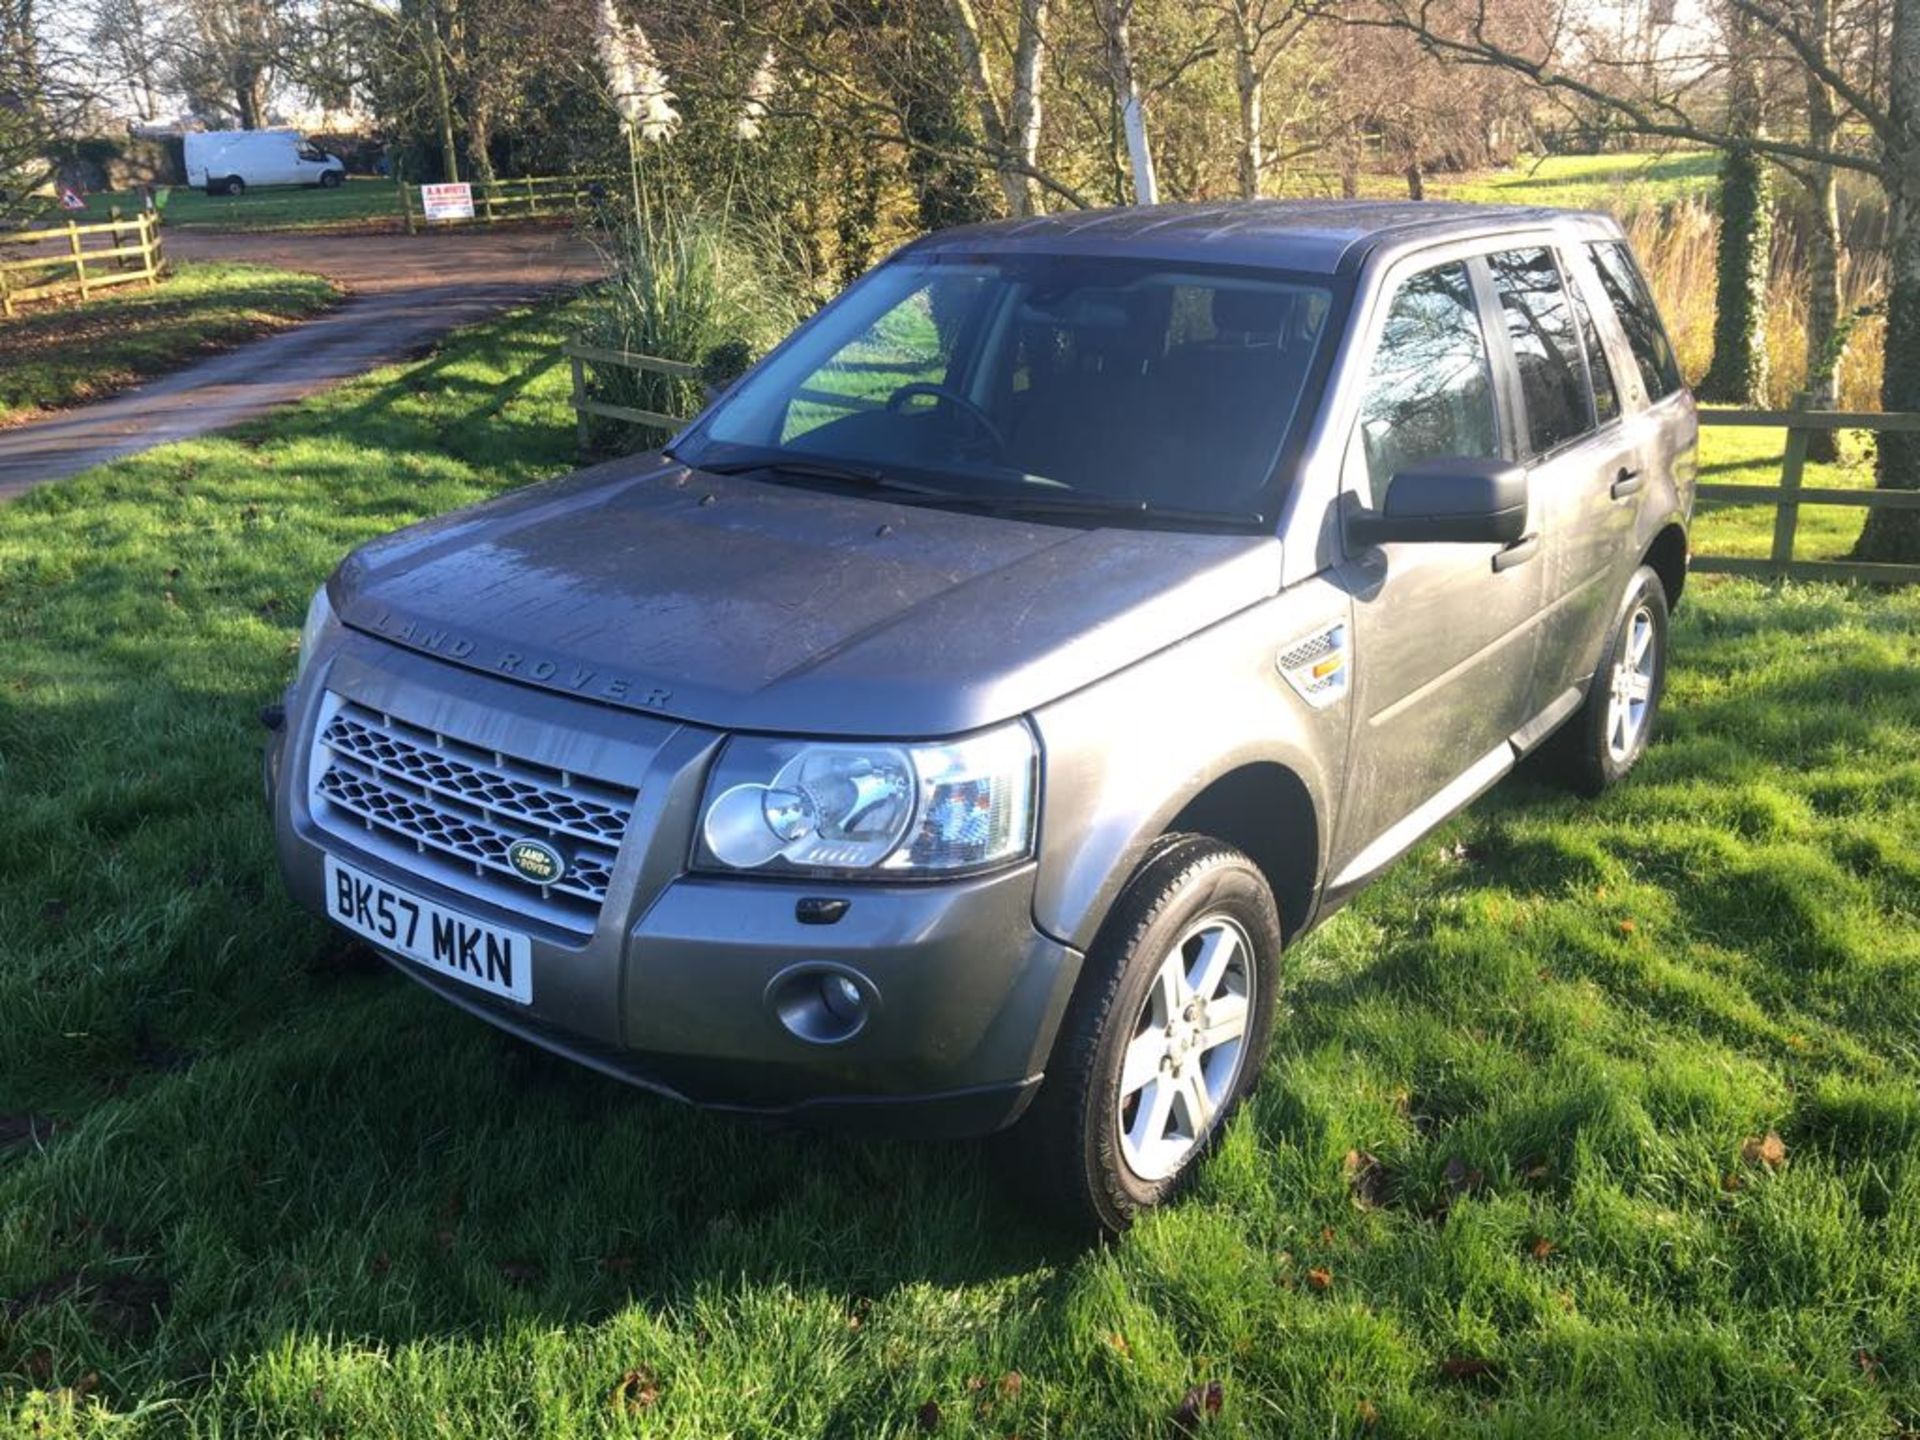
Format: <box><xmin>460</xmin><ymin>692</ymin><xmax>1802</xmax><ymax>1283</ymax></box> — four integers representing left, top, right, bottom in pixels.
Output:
<box><xmin>884</xmin><ymin>382</ymin><xmax>1009</xmax><ymax>458</ymax></box>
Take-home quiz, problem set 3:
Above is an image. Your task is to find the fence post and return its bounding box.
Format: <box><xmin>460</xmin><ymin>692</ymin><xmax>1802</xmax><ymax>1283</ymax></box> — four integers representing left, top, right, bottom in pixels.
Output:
<box><xmin>68</xmin><ymin>221</ymin><xmax>90</xmax><ymax>301</ymax></box>
<box><xmin>144</xmin><ymin>212</ymin><xmax>163</xmax><ymax>287</ymax></box>
<box><xmin>570</xmin><ymin>346</ymin><xmax>591</xmax><ymax>459</ymax></box>
<box><xmin>1769</xmin><ymin>391</ymin><xmax>1813</xmax><ymax>578</ymax></box>
<box><xmin>399</xmin><ymin>181</ymin><xmax>417</xmax><ymax>235</ymax></box>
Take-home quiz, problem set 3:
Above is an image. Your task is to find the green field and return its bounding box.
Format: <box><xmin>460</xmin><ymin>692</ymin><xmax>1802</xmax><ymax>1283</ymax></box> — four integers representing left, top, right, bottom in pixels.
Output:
<box><xmin>64</xmin><ymin>177</ymin><xmax>404</xmax><ymax>233</ymax></box>
<box><xmin>0</xmin><ymin>262</ymin><xmax>340</xmax><ymax>426</ymax></box>
<box><xmin>1432</xmin><ymin>151</ymin><xmax>1721</xmax><ymax>212</ymax></box>
<box><xmin>3</xmin><ymin>298</ymin><xmax>1918</xmax><ymax>1436</ymax></box>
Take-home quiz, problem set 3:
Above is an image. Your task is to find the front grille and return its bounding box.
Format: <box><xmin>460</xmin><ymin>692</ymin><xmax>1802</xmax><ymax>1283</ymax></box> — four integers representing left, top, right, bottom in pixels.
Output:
<box><xmin>308</xmin><ymin>696</ymin><xmax>638</xmax><ymax>932</ymax></box>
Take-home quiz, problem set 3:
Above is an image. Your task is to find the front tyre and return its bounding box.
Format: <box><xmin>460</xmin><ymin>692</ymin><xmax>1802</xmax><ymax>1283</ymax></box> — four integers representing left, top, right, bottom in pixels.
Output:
<box><xmin>1008</xmin><ymin>835</ymin><xmax>1281</xmax><ymax>1234</ymax></box>
<box><xmin>1558</xmin><ymin>564</ymin><xmax>1669</xmax><ymax>796</ymax></box>
<box><xmin>319</xmin><ymin>170</ymin><xmax>343</xmax><ymax>188</ymax></box>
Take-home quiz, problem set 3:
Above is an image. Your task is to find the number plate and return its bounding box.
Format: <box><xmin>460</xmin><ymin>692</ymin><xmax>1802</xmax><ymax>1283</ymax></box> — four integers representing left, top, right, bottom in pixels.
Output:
<box><xmin>323</xmin><ymin>856</ymin><xmax>533</xmax><ymax>1005</ymax></box>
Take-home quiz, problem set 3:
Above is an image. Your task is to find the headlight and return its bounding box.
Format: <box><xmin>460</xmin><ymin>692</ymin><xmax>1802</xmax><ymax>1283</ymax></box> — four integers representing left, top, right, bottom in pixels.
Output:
<box><xmin>294</xmin><ymin>582</ymin><xmax>335</xmax><ymax>683</ymax></box>
<box><xmin>696</xmin><ymin>723</ymin><xmax>1037</xmax><ymax>877</ymax></box>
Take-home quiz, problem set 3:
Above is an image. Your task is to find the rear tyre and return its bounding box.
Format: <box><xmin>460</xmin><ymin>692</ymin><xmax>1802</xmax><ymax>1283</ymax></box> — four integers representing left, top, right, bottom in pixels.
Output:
<box><xmin>1004</xmin><ymin>835</ymin><xmax>1281</xmax><ymax>1234</ymax></box>
<box><xmin>1555</xmin><ymin>564</ymin><xmax>1669</xmax><ymax>796</ymax></box>
<box><xmin>224</xmin><ymin>176</ymin><xmax>246</xmax><ymax>197</ymax></box>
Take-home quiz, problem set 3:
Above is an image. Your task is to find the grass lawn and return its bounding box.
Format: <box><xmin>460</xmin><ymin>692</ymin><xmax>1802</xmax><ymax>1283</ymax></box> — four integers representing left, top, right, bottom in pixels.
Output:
<box><xmin>1691</xmin><ymin>426</ymin><xmax>1878</xmax><ymax>564</ymax></box>
<box><xmin>3</xmin><ymin>300</ymin><xmax>1919</xmax><ymax>1437</ymax></box>
<box><xmin>1431</xmin><ymin>151</ymin><xmax>1721</xmax><ymax>212</ymax></box>
<box><xmin>0</xmin><ymin>262</ymin><xmax>340</xmax><ymax>426</ymax></box>
<box><xmin>64</xmin><ymin>178</ymin><xmax>404</xmax><ymax>233</ymax></box>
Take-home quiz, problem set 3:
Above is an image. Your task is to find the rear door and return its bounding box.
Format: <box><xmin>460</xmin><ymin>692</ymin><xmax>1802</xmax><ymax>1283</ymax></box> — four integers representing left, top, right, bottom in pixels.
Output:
<box><xmin>1482</xmin><ymin>244</ymin><xmax>1637</xmax><ymax>710</ymax></box>
<box><xmin>1331</xmin><ymin>253</ymin><xmax>1545</xmax><ymax>878</ymax></box>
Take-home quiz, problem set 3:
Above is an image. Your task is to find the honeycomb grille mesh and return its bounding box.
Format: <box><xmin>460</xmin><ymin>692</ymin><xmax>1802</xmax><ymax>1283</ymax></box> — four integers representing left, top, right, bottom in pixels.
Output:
<box><xmin>309</xmin><ymin>698</ymin><xmax>636</xmax><ymax>929</ymax></box>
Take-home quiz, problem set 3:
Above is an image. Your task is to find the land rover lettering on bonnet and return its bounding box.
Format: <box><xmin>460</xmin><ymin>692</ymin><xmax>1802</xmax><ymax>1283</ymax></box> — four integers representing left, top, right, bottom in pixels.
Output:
<box><xmin>267</xmin><ymin>200</ymin><xmax>1696</xmax><ymax>1231</ymax></box>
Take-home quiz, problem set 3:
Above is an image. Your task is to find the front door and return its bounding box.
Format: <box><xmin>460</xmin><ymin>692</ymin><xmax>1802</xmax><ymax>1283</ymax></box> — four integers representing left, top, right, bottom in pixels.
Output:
<box><xmin>1331</xmin><ymin>256</ymin><xmax>1545</xmax><ymax>883</ymax></box>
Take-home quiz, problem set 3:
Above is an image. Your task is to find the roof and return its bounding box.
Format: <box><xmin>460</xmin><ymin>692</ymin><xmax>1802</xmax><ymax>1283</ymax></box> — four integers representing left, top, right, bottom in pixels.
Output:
<box><xmin>902</xmin><ymin>199</ymin><xmax>1613</xmax><ymax>276</ymax></box>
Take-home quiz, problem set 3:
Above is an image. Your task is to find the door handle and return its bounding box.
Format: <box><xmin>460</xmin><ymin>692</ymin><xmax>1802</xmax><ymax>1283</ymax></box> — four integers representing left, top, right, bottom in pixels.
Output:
<box><xmin>1610</xmin><ymin>466</ymin><xmax>1645</xmax><ymax>500</ymax></box>
<box><xmin>1492</xmin><ymin>533</ymin><xmax>1540</xmax><ymax>573</ymax></box>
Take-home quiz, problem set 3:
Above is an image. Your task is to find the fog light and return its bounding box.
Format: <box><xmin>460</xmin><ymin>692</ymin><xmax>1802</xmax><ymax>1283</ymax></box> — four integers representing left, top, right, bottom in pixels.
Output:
<box><xmin>768</xmin><ymin>965</ymin><xmax>872</xmax><ymax>1044</ymax></box>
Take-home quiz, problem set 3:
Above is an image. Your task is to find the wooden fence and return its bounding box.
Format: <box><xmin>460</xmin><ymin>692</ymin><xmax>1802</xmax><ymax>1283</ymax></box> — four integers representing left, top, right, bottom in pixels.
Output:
<box><xmin>0</xmin><ymin>211</ymin><xmax>164</xmax><ymax>317</ymax></box>
<box><xmin>564</xmin><ymin>340</ymin><xmax>702</xmax><ymax>456</ymax></box>
<box><xmin>401</xmin><ymin>174</ymin><xmax>615</xmax><ymax>233</ymax></box>
<box><xmin>1693</xmin><ymin>400</ymin><xmax>1920</xmax><ymax>585</ymax></box>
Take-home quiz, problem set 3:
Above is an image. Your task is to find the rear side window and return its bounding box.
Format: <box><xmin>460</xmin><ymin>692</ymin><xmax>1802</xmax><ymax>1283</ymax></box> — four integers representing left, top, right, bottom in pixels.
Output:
<box><xmin>1354</xmin><ymin>262</ymin><xmax>1499</xmax><ymax>500</ymax></box>
<box><xmin>1587</xmin><ymin>241</ymin><xmax>1683</xmax><ymax>400</ymax></box>
<box><xmin>1571</xmin><ymin>280</ymin><xmax>1620</xmax><ymax>425</ymax></box>
<box><xmin>1487</xmin><ymin>248</ymin><xmax>1590</xmax><ymax>455</ymax></box>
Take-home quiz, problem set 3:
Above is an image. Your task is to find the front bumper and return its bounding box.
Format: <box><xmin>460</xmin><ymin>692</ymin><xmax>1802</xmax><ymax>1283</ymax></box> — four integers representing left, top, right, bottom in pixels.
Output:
<box><xmin>268</xmin><ymin>634</ymin><xmax>1082</xmax><ymax>1137</ymax></box>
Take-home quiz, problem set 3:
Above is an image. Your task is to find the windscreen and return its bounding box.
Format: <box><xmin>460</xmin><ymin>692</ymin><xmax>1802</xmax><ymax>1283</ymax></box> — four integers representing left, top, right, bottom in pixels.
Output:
<box><xmin>683</xmin><ymin>255</ymin><xmax>1335</xmax><ymax>520</ymax></box>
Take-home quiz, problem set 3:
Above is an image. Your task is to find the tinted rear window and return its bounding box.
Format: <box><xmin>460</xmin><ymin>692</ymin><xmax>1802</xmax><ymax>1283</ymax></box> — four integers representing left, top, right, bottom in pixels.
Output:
<box><xmin>1588</xmin><ymin>242</ymin><xmax>1683</xmax><ymax>400</ymax></box>
<box><xmin>1488</xmin><ymin>248</ymin><xmax>1591</xmax><ymax>455</ymax></box>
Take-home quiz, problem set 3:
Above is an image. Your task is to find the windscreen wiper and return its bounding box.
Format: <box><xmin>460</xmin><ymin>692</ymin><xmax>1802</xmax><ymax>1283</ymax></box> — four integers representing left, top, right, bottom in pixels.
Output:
<box><xmin>695</xmin><ymin>456</ymin><xmax>950</xmax><ymax>496</ymax></box>
<box><xmin>925</xmin><ymin>491</ymin><xmax>1267</xmax><ymax>528</ymax></box>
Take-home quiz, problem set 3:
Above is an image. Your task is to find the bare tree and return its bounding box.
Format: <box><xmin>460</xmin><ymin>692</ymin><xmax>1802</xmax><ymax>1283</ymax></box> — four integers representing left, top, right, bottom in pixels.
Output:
<box><xmin>1211</xmin><ymin>0</ymin><xmax>1310</xmax><ymax>197</ymax></box>
<box><xmin>84</xmin><ymin>0</ymin><xmax>170</xmax><ymax>121</ymax></box>
<box><xmin>1338</xmin><ymin>0</ymin><xmax>1920</xmax><ymax>560</ymax></box>
<box><xmin>944</xmin><ymin>0</ymin><xmax>1051</xmax><ymax>214</ymax></box>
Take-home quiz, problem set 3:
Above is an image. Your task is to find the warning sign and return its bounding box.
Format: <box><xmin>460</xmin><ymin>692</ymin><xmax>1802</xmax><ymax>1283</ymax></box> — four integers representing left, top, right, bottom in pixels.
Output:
<box><xmin>420</xmin><ymin>182</ymin><xmax>475</xmax><ymax>222</ymax></box>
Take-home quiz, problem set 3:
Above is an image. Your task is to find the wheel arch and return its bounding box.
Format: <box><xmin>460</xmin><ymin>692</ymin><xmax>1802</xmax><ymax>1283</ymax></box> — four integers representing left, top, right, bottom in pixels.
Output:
<box><xmin>1035</xmin><ymin>748</ymin><xmax>1331</xmax><ymax>957</ymax></box>
<box><xmin>1643</xmin><ymin>520</ymin><xmax>1688</xmax><ymax>611</ymax></box>
<box><xmin>1163</xmin><ymin>763</ymin><xmax>1321</xmax><ymax>942</ymax></box>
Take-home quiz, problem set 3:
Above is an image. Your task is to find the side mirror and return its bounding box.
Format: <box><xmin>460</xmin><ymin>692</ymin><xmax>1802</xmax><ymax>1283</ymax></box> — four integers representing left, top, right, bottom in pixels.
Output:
<box><xmin>1349</xmin><ymin>456</ymin><xmax>1528</xmax><ymax>546</ymax></box>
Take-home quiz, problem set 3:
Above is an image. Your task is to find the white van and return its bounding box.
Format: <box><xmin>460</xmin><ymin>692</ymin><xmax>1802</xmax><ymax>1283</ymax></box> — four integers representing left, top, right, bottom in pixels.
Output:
<box><xmin>184</xmin><ymin>131</ymin><xmax>347</xmax><ymax>196</ymax></box>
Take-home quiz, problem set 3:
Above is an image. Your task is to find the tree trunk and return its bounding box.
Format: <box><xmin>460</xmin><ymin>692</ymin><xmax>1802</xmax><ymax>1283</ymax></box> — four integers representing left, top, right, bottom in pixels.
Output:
<box><xmin>1009</xmin><ymin>0</ymin><xmax>1049</xmax><ymax>216</ymax></box>
<box><xmin>468</xmin><ymin>97</ymin><xmax>497</xmax><ymax>187</ymax></box>
<box><xmin>235</xmin><ymin>71</ymin><xmax>266</xmax><ymax>129</ymax></box>
<box><xmin>424</xmin><ymin>5</ymin><xmax>460</xmax><ymax>185</ymax></box>
<box><xmin>1801</xmin><ymin>0</ymin><xmax>1843</xmax><ymax>460</ymax></box>
<box><xmin>1234</xmin><ymin>5</ymin><xmax>1261</xmax><ymax>199</ymax></box>
<box><xmin>1403</xmin><ymin>153</ymin><xmax>1424</xmax><ymax>199</ymax></box>
<box><xmin>943</xmin><ymin>0</ymin><xmax>1024</xmax><ymax>216</ymax></box>
<box><xmin>1854</xmin><ymin>0</ymin><xmax>1920</xmax><ymax>563</ymax></box>
<box><xmin>1700</xmin><ymin>5</ymin><xmax>1772</xmax><ymax>404</ymax></box>
<box><xmin>1101</xmin><ymin>0</ymin><xmax>1157</xmax><ymax>203</ymax></box>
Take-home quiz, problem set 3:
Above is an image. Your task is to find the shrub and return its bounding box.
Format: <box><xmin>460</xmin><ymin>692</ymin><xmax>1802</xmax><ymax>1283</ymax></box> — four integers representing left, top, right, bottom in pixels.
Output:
<box><xmin>577</xmin><ymin>205</ymin><xmax>802</xmax><ymax>454</ymax></box>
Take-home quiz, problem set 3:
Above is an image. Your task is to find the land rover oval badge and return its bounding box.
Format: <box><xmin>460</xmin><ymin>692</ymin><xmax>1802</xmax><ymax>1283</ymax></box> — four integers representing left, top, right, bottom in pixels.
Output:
<box><xmin>507</xmin><ymin>838</ymin><xmax>566</xmax><ymax>886</ymax></box>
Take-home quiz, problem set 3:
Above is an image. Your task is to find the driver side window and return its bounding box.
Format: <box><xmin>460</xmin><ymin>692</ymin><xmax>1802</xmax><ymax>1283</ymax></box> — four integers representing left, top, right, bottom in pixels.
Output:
<box><xmin>1352</xmin><ymin>262</ymin><xmax>1499</xmax><ymax>507</ymax></box>
<box><xmin>779</xmin><ymin>272</ymin><xmax>988</xmax><ymax>443</ymax></box>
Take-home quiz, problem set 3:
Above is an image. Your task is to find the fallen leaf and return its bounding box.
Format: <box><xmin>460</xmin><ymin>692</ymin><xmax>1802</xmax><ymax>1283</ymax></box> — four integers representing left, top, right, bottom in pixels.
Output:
<box><xmin>23</xmin><ymin>1348</ymin><xmax>51</xmax><ymax>1384</ymax></box>
<box><xmin>1617</xmin><ymin>918</ymin><xmax>1638</xmax><ymax>935</ymax></box>
<box><xmin>369</xmin><ymin>1252</ymin><xmax>390</xmax><ymax>1277</ymax></box>
<box><xmin>1438</xmin><ymin>1355</ymin><xmax>1500</xmax><ymax>1383</ymax></box>
<box><xmin>600</xmin><ymin>1254</ymin><xmax>635</xmax><ymax>1275</ymax></box>
<box><xmin>1172</xmin><ymin>1379</ymin><xmax>1225</xmax><ymax>1432</ymax></box>
<box><xmin>1357</xmin><ymin>1398</ymin><xmax>1380</xmax><ymax>1427</ymax></box>
<box><xmin>1105</xmin><ymin>1332</ymin><xmax>1130</xmax><ymax>1355</ymax></box>
<box><xmin>1344</xmin><ymin>1149</ymin><xmax>1388</xmax><ymax>1209</ymax></box>
<box><xmin>612</xmin><ymin>1368</ymin><xmax>660</xmax><ymax>1413</ymax></box>
<box><xmin>997</xmin><ymin>1371</ymin><xmax>1023</xmax><ymax>1401</ymax></box>
<box><xmin>916</xmin><ymin>1398</ymin><xmax>942</xmax><ymax>1432</ymax></box>
<box><xmin>1529</xmin><ymin>1236</ymin><xmax>1556</xmax><ymax>1262</ymax></box>
<box><xmin>1307</xmin><ymin>1267</ymin><xmax>1333</xmax><ymax>1291</ymax></box>
<box><xmin>1742</xmin><ymin>1132</ymin><xmax>1787</xmax><ymax>1168</ymax></box>
<box><xmin>1320</xmin><ymin>1224</ymin><xmax>1337</xmax><ymax>1245</ymax></box>
<box><xmin>1721</xmin><ymin>1171</ymin><xmax>1743</xmax><ymax>1193</ymax></box>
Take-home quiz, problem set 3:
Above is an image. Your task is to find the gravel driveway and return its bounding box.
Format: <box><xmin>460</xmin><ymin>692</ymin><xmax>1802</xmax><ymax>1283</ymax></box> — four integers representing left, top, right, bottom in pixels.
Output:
<box><xmin>0</xmin><ymin>225</ymin><xmax>607</xmax><ymax>499</ymax></box>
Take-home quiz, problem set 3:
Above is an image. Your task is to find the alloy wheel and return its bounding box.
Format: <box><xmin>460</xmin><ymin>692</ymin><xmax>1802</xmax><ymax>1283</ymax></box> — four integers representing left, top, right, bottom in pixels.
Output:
<box><xmin>1116</xmin><ymin>914</ymin><xmax>1254</xmax><ymax>1182</ymax></box>
<box><xmin>1605</xmin><ymin>603</ymin><xmax>1658</xmax><ymax>762</ymax></box>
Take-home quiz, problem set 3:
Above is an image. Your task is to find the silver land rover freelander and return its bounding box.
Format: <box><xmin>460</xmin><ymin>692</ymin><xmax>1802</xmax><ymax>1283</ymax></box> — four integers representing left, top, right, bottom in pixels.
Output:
<box><xmin>267</xmin><ymin>201</ymin><xmax>1696</xmax><ymax>1231</ymax></box>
